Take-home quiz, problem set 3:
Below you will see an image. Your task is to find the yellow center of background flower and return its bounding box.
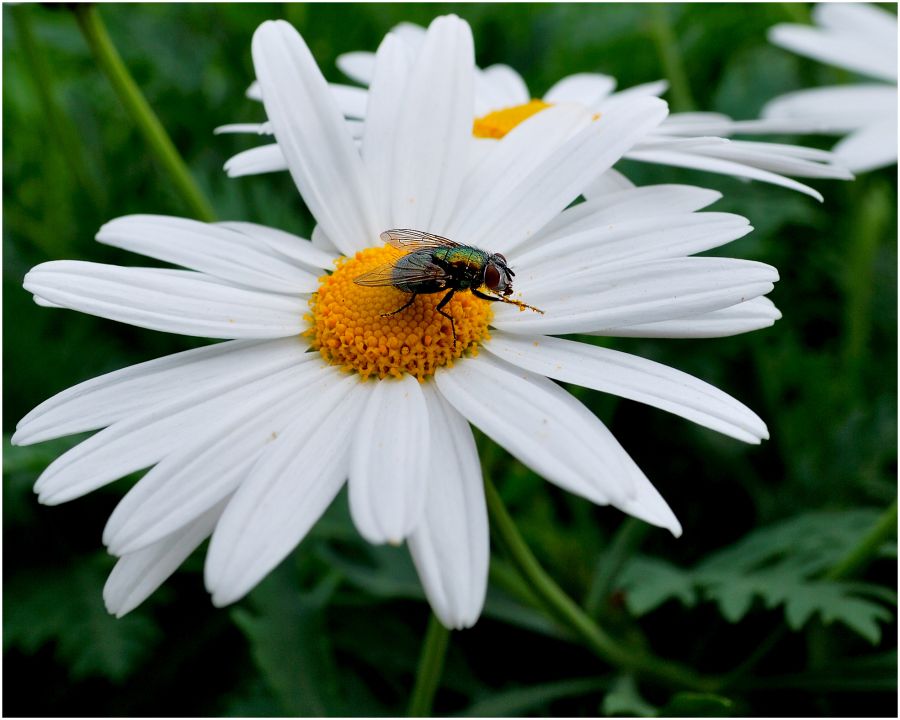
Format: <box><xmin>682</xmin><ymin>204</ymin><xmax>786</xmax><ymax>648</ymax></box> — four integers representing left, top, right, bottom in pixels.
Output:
<box><xmin>472</xmin><ymin>99</ymin><xmax>551</xmax><ymax>139</ymax></box>
<box><xmin>307</xmin><ymin>246</ymin><xmax>493</xmax><ymax>381</ymax></box>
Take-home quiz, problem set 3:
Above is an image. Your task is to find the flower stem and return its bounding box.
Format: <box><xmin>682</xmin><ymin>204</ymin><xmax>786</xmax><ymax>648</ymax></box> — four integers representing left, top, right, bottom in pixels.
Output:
<box><xmin>824</xmin><ymin>499</ymin><xmax>897</xmax><ymax>582</ymax></box>
<box><xmin>407</xmin><ymin>613</ymin><xmax>450</xmax><ymax>717</ymax></box>
<box><xmin>648</xmin><ymin>4</ymin><xmax>695</xmax><ymax>113</ymax></box>
<box><xmin>12</xmin><ymin>6</ymin><xmax>105</xmax><ymax>212</ymax></box>
<box><xmin>71</xmin><ymin>5</ymin><xmax>216</xmax><ymax>222</ymax></box>
<box><xmin>483</xmin><ymin>476</ymin><xmax>716</xmax><ymax>691</ymax></box>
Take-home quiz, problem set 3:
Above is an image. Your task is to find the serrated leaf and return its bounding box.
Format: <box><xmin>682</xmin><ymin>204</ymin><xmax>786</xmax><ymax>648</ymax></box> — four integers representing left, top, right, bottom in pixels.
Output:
<box><xmin>617</xmin><ymin>557</ymin><xmax>697</xmax><ymax>616</ymax></box>
<box><xmin>232</xmin><ymin>567</ymin><xmax>343</xmax><ymax>716</ymax></box>
<box><xmin>3</xmin><ymin>553</ymin><xmax>159</xmax><ymax>681</ymax></box>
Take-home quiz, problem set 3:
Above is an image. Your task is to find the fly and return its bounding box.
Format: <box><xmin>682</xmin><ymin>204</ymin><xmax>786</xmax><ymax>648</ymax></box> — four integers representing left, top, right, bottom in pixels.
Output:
<box><xmin>353</xmin><ymin>229</ymin><xmax>544</xmax><ymax>346</ymax></box>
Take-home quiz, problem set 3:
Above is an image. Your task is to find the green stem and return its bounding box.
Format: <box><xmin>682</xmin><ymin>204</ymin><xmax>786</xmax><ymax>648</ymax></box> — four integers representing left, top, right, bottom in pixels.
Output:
<box><xmin>72</xmin><ymin>5</ymin><xmax>216</xmax><ymax>222</ymax></box>
<box><xmin>585</xmin><ymin>518</ymin><xmax>649</xmax><ymax>616</ymax></box>
<box><xmin>13</xmin><ymin>6</ymin><xmax>105</xmax><ymax>211</ymax></box>
<box><xmin>648</xmin><ymin>4</ymin><xmax>695</xmax><ymax>113</ymax></box>
<box><xmin>825</xmin><ymin>499</ymin><xmax>897</xmax><ymax>582</ymax></box>
<box><xmin>484</xmin><ymin>476</ymin><xmax>716</xmax><ymax>691</ymax></box>
<box><xmin>407</xmin><ymin>613</ymin><xmax>450</xmax><ymax>717</ymax></box>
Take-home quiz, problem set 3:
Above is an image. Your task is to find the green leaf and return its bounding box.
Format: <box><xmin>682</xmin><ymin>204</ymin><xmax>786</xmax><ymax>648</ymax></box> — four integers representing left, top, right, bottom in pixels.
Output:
<box><xmin>601</xmin><ymin>674</ymin><xmax>657</xmax><ymax>717</ymax></box>
<box><xmin>659</xmin><ymin>691</ymin><xmax>735</xmax><ymax>717</ymax></box>
<box><xmin>3</xmin><ymin>553</ymin><xmax>159</xmax><ymax>681</ymax></box>
<box><xmin>231</xmin><ymin>567</ymin><xmax>343</xmax><ymax>716</ymax></box>
<box><xmin>617</xmin><ymin>557</ymin><xmax>697</xmax><ymax>616</ymax></box>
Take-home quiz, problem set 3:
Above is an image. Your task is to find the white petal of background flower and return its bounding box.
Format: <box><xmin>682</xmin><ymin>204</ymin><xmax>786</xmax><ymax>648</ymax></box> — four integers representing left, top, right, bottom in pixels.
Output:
<box><xmin>769</xmin><ymin>4</ymin><xmax>898</xmax><ymax>82</ymax></box>
<box><xmin>485</xmin><ymin>332</ymin><xmax>768</xmax><ymax>443</ymax></box>
<box><xmin>205</xmin><ymin>376</ymin><xmax>365</xmax><ymax>606</ymax></box>
<box><xmin>349</xmin><ymin>375</ymin><xmax>430</xmax><ymax>545</ymax></box>
<box><xmin>409</xmin><ymin>385</ymin><xmax>488</xmax><ymax>630</ymax></box>
<box><xmin>544</xmin><ymin>72</ymin><xmax>617</xmax><ymax>106</ymax></box>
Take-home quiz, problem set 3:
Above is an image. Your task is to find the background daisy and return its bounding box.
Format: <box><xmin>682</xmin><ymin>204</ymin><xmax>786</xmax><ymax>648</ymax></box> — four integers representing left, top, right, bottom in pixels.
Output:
<box><xmin>763</xmin><ymin>2</ymin><xmax>898</xmax><ymax>173</ymax></box>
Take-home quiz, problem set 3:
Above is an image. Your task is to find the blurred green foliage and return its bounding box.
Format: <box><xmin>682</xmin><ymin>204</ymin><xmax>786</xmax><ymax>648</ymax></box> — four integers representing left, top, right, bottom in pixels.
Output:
<box><xmin>3</xmin><ymin>3</ymin><xmax>897</xmax><ymax>716</ymax></box>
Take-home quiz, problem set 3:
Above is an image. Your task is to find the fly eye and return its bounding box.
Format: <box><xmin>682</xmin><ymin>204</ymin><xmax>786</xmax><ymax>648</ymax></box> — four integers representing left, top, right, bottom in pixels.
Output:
<box><xmin>484</xmin><ymin>263</ymin><xmax>501</xmax><ymax>290</ymax></box>
<box><xmin>494</xmin><ymin>253</ymin><xmax>507</xmax><ymax>264</ymax></box>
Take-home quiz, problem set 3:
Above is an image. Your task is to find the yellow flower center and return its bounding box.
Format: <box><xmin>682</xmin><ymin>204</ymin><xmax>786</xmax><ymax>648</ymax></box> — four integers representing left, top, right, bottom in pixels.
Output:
<box><xmin>306</xmin><ymin>246</ymin><xmax>493</xmax><ymax>381</ymax></box>
<box><xmin>473</xmin><ymin>99</ymin><xmax>551</xmax><ymax>139</ymax></box>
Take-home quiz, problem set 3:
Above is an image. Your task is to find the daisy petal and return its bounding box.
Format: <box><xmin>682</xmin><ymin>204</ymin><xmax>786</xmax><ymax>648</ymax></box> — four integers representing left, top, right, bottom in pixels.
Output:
<box><xmin>218</xmin><ymin>221</ymin><xmax>338</xmax><ymax>271</ymax></box>
<box><xmin>624</xmin><ymin>147</ymin><xmax>826</xmax><ymax>201</ymax></box>
<box><xmin>362</xmin><ymin>32</ymin><xmax>414</xmax><ymax>229</ymax></box>
<box><xmin>517</xmin><ymin>213</ymin><xmax>752</xmax><ymax>283</ymax></box>
<box><xmin>475</xmin><ymin>64</ymin><xmax>530</xmax><ymax>115</ymax></box>
<box><xmin>97</xmin><ymin>215</ymin><xmax>318</xmax><ymax>294</ymax></box>
<box><xmin>602</xmin><ymin>296</ymin><xmax>782</xmax><ymax>338</ymax></box>
<box><xmin>544</xmin><ymin>72</ymin><xmax>617</xmax><ymax>105</ymax></box>
<box><xmin>531</xmin><ymin>184</ymin><xmax>723</xmax><ymax>245</ymax></box>
<box><xmin>435</xmin><ymin>353</ymin><xmax>635</xmax><ymax>507</ymax></box>
<box><xmin>13</xmin><ymin>338</ymin><xmax>307</xmax><ymax>446</ymax></box>
<box><xmin>769</xmin><ymin>21</ymin><xmax>897</xmax><ymax>82</ymax></box>
<box><xmin>409</xmin><ymin>386</ymin><xmax>488</xmax><ymax>630</ymax></box>
<box><xmin>458</xmin><ymin>96</ymin><xmax>669</xmax><ymax>253</ymax></box>
<box><xmin>36</xmin><ymin>357</ymin><xmax>319</xmax><ymax>507</ymax></box>
<box><xmin>104</xmin><ymin>499</ymin><xmax>226</xmax><ymax>618</ymax></box>
<box><xmin>762</xmin><ymin>84</ymin><xmax>897</xmax><ymax>133</ymax></box>
<box><xmin>580</xmin><ymin>168</ymin><xmax>635</xmax><ymax>199</ymax></box>
<box><xmin>390</xmin><ymin>15</ymin><xmax>474</xmax><ymax>232</ymax></box>
<box><xmin>833</xmin><ymin>118</ymin><xmax>899</xmax><ymax>173</ymax></box>
<box><xmin>336</xmin><ymin>51</ymin><xmax>376</xmax><ymax>85</ymax></box>
<box><xmin>224</xmin><ymin>144</ymin><xmax>289</xmax><ymax>178</ymax></box>
<box><xmin>349</xmin><ymin>376</ymin><xmax>430</xmax><ymax>545</ymax></box>
<box><xmin>24</xmin><ymin>261</ymin><xmax>305</xmax><ymax>339</ymax></box>
<box><xmin>485</xmin><ymin>332</ymin><xmax>768</xmax><ymax>443</ymax></box>
<box><xmin>253</xmin><ymin>21</ymin><xmax>379</xmax><ymax>254</ymax></box>
<box><xmin>814</xmin><ymin>3</ymin><xmax>898</xmax><ymax>49</ymax></box>
<box><xmin>205</xmin><ymin>377</ymin><xmax>365</xmax><ymax>606</ymax></box>
<box><xmin>102</xmin><ymin>362</ymin><xmax>338</xmax><ymax>556</ymax></box>
<box><xmin>449</xmin><ymin>104</ymin><xmax>592</xmax><ymax>239</ymax></box>
<box><xmin>494</xmin><ymin>257</ymin><xmax>777</xmax><ymax>335</ymax></box>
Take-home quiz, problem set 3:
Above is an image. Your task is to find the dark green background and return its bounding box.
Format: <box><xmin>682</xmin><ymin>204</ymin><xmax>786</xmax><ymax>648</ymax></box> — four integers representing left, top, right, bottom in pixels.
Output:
<box><xmin>3</xmin><ymin>3</ymin><xmax>897</xmax><ymax>716</ymax></box>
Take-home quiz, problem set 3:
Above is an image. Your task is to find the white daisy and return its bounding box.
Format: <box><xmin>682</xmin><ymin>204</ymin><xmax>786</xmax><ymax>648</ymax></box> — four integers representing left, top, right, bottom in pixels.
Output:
<box><xmin>222</xmin><ymin>19</ymin><xmax>852</xmax><ymax>200</ymax></box>
<box><xmin>762</xmin><ymin>3</ymin><xmax>898</xmax><ymax>173</ymax></box>
<box><xmin>16</xmin><ymin>16</ymin><xmax>779</xmax><ymax>629</ymax></box>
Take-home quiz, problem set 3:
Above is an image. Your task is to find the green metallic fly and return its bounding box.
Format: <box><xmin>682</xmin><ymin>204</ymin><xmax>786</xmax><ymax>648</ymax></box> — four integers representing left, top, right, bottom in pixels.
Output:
<box><xmin>353</xmin><ymin>229</ymin><xmax>544</xmax><ymax>346</ymax></box>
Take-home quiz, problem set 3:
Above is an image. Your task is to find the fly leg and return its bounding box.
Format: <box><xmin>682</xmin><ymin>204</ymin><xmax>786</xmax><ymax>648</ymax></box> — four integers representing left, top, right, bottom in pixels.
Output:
<box><xmin>472</xmin><ymin>289</ymin><xmax>500</xmax><ymax>302</ymax></box>
<box><xmin>381</xmin><ymin>293</ymin><xmax>417</xmax><ymax>317</ymax></box>
<box><xmin>435</xmin><ymin>289</ymin><xmax>457</xmax><ymax>348</ymax></box>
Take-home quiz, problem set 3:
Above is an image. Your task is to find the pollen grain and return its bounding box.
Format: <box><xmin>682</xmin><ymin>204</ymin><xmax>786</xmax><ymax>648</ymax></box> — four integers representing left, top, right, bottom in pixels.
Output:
<box><xmin>307</xmin><ymin>246</ymin><xmax>493</xmax><ymax>381</ymax></box>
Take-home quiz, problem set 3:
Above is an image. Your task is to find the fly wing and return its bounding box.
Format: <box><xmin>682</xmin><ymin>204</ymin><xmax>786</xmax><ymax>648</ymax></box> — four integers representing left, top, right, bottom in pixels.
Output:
<box><xmin>380</xmin><ymin>228</ymin><xmax>462</xmax><ymax>251</ymax></box>
<box><xmin>353</xmin><ymin>252</ymin><xmax>450</xmax><ymax>290</ymax></box>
